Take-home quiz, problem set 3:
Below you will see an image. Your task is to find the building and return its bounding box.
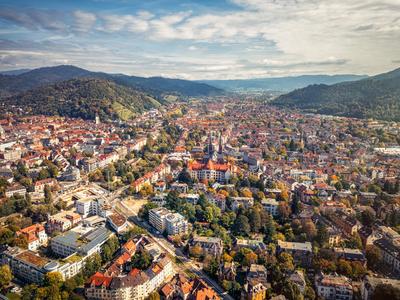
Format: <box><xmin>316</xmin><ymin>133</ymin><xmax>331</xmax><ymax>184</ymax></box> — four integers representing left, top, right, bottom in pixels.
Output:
<box><xmin>189</xmin><ymin>236</ymin><xmax>224</xmax><ymax>257</ymax></box>
<box><xmin>165</xmin><ymin>213</ymin><xmax>190</xmax><ymax>235</ymax></box>
<box><xmin>75</xmin><ymin>196</ymin><xmax>112</xmax><ymax>218</ymax></box>
<box><xmin>2</xmin><ymin>247</ymin><xmax>86</xmax><ymax>284</ymax></box>
<box><xmin>149</xmin><ymin>207</ymin><xmax>189</xmax><ymax>235</ymax></box>
<box><xmin>47</xmin><ymin>211</ymin><xmax>82</xmax><ymax>233</ymax></box>
<box><xmin>361</xmin><ymin>275</ymin><xmax>400</xmax><ymax>300</ymax></box>
<box><xmin>16</xmin><ymin>224</ymin><xmax>48</xmax><ymax>251</ymax></box>
<box><xmin>85</xmin><ymin>254</ymin><xmax>175</xmax><ymax>300</ymax></box>
<box><xmin>315</xmin><ymin>273</ymin><xmax>353</xmax><ymax>300</ymax></box>
<box><xmin>231</xmin><ymin>197</ymin><xmax>254</xmax><ymax>211</ymax></box>
<box><xmin>160</xmin><ymin>273</ymin><xmax>220</xmax><ymax>300</ymax></box>
<box><xmin>5</xmin><ymin>183</ymin><xmax>27</xmax><ymax>198</ymax></box>
<box><xmin>107</xmin><ymin>213</ymin><xmax>128</xmax><ymax>233</ymax></box>
<box><xmin>277</xmin><ymin>240</ymin><xmax>313</xmax><ymax>266</ymax></box>
<box><xmin>34</xmin><ymin>178</ymin><xmax>57</xmax><ymax>193</ymax></box>
<box><xmin>333</xmin><ymin>247</ymin><xmax>366</xmax><ymax>264</ymax></box>
<box><xmin>261</xmin><ymin>198</ymin><xmax>279</xmax><ymax>216</ymax></box>
<box><xmin>187</xmin><ymin>132</ymin><xmax>236</xmax><ymax>183</ymax></box>
<box><xmin>241</xmin><ymin>265</ymin><xmax>269</xmax><ymax>300</ymax></box>
<box><xmin>51</xmin><ymin>225</ymin><xmax>114</xmax><ymax>257</ymax></box>
<box><xmin>373</xmin><ymin>238</ymin><xmax>400</xmax><ymax>274</ymax></box>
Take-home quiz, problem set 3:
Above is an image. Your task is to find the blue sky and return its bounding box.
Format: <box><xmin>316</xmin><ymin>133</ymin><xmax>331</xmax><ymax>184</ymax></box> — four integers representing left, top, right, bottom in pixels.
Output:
<box><xmin>0</xmin><ymin>0</ymin><xmax>399</xmax><ymax>79</ymax></box>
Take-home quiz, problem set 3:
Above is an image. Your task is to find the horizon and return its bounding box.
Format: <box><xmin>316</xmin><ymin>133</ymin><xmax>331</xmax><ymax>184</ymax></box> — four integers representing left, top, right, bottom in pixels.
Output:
<box><xmin>1</xmin><ymin>0</ymin><xmax>400</xmax><ymax>80</ymax></box>
<box><xmin>0</xmin><ymin>63</ymin><xmax>376</xmax><ymax>81</ymax></box>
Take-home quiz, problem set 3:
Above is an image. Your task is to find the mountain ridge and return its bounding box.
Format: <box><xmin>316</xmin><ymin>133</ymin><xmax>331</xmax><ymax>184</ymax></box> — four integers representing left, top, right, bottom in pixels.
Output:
<box><xmin>198</xmin><ymin>74</ymin><xmax>368</xmax><ymax>92</ymax></box>
<box><xmin>0</xmin><ymin>65</ymin><xmax>223</xmax><ymax>98</ymax></box>
<box><xmin>272</xmin><ymin>67</ymin><xmax>400</xmax><ymax>121</ymax></box>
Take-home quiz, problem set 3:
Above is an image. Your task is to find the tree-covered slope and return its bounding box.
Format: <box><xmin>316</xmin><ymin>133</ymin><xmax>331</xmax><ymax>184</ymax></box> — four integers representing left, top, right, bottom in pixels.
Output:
<box><xmin>0</xmin><ymin>65</ymin><xmax>223</xmax><ymax>98</ymax></box>
<box><xmin>272</xmin><ymin>67</ymin><xmax>400</xmax><ymax>121</ymax></box>
<box><xmin>1</xmin><ymin>78</ymin><xmax>162</xmax><ymax>121</ymax></box>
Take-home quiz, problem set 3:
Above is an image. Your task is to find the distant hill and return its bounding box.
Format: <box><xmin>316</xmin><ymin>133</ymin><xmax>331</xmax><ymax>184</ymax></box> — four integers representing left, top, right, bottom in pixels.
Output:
<box><xmin>198</xmin><ymin>74</ymin><xmax>367</xmax><ymax>92</ymax></box>
<box><xmin>0</xmin><ymin>69</ymin><xmax>31</xmax><ymax>76</ymax></box>
<box><xmin>0</xmin><ymin>65</ymin><xmax>223</xmax><ymax>98</ymax></box>
<box><xmin>1</xmin><ymin>78</ymin><xmax>162</xmax><ymax>121</ymax></box>
<box><xmin>272</xmin><ymin>67</ymin><xmax>400</xmax><ymax>121</ymax></box>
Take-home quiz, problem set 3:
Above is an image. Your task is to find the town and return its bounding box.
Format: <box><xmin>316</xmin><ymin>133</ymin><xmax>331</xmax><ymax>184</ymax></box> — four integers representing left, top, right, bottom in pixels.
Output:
<box><xmin>0</xmin><ymin>97</ymin><xmax>400</xmax><ymax>300</ymax></box>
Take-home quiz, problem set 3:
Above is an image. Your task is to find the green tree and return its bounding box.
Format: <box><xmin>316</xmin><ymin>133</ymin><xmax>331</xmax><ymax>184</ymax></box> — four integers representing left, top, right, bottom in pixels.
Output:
<box><xmin>131</xmin><ymin>250</ymin><xmax>152</xmax><ymax>270</ymax></box>
<box><xmin>44</xmin><ymin>184</ymin><xmax>53</xmax><ymax>204</ymax></box>
<box><xmin>232</xmin><ymin>214</ymin><xmax>250</xmax><ymax>236</ymax></box>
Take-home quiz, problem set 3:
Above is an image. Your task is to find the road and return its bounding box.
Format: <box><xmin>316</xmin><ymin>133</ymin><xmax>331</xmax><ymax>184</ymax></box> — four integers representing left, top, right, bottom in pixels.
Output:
<box><xmin>116</xmin><ymin>199</ymin><xmax>234</xmax><ymax>300</ymax></box>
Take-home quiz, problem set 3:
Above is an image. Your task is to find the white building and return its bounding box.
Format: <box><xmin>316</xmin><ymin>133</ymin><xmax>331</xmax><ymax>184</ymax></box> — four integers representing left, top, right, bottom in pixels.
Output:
<box><xmin>149</xmin><ymin>207</ymin><xmax>189</xmax><ymax>235</ymax></box>
<box><xmin>261</xmin><ymin>198</ymin><xmax>279</xmax><ymax>216</ymax></box>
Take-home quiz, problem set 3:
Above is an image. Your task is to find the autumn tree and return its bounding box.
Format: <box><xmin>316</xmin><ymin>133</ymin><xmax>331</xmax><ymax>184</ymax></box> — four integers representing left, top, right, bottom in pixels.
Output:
<box><xmin>0</xmin><ymin>264</ymin><xmax>13</xmax><ymax>291</ymax></box>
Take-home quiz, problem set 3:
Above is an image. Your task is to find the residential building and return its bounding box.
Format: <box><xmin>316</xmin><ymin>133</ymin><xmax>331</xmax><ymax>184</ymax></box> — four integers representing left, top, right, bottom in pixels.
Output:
<box><xmin>277</xmin><ymin>240</ymin><xmax>313</xmax><ymax>266</ymax></box>
<box><xmin>361</xmin><ymin>275</ymin><xmax>400</xmax><ymax>300</ymax></box>
<box><xmin>261</xmin><ymin>198</ymin><xmax>279</xmax><ymax>216</ymax></box>
<box><xmin>189</xmin><ymin>236</ymin><xmax>223</xmax><ymax>257</ymax></box>
<box><xmin>107</xmin><ymin>213</ymin><xmax>128</xmax><ymax>233</ymax></box>
<box><xmin>315</xmin><ymin>273</ymin><xmax>353</xmax><ymax>300</ymax></box>
<box><xmin>149</xmin><ymin>207</ymin><xmax>189</xmax><ymax>235</ymax></box>
<box><xmin>373</xmin><ymin>238</ymin><xmax>400</xmax><ymax>274</ymax></box>
<box><xmin>85</xmin><ymin>254</ymin><xmax>175</xmax><ymax>300</ymax></box>
<box><xmin>16</xmin><ymin>224</ymin><xmax>48</xmax><ymax>251</ymax></box>
<box><xmin>5</xmin><ymin>183</ymin><xmax>27</xmax><ymax>198</ymax></box>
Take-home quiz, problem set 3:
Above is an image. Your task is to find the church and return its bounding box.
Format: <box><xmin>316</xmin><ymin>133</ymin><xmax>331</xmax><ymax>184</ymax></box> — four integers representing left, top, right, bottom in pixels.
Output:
<box><xmin>187</xmin><ymin>132</ymin><xmax>236</xmax><ymax>183</ymax></box>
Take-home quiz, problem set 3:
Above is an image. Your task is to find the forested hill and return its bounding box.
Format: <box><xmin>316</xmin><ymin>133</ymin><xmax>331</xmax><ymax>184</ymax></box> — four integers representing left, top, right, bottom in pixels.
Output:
<box><xmin>1</xmin><ymin>78</ymin><xmax>162</xmax><ymax>121</ymax></box>
<box><xmin>272</xmin><ymin>67</ymin><xmax>400</xmax><ymax>121</ymax></box>
<box><xmin>0</xmin><ymin>65</ymin><xmax>223</xmax><ymax>99</ymax></box>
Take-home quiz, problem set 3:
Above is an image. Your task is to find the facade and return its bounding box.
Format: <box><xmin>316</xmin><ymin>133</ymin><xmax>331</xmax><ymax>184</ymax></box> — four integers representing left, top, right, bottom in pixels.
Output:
<box><xmin>373</xmin><ymin>238</ymin><xmax>400</xmax><ymax>274</ymax></box>
<box><xmin>361</xmin><ymin>275</ymin><xmax>400</xmax><ymax>300</ymax></box>
<box><xmin>149</xmin><ymin>207</ymin><xmax>189</xmax><ymax>235</ymax></box>
<box><xmin>2</xmin><ymin>247</ymin><xmax>85</xmax><ymax>284</ymax></box>
<box><xmin>16</xmin><ymin>224</ymin><xmax>48</xmax><ymax>251</ymax></box>
<box><xmin>261</xmin><ymin>198</ymin><xmax>279</xmax><ymax>216</ymax></box>
<box><xmin>189</xmin><ymin>236</ymin><xmax>224</xmax><ymax>257</ymax></box>
<box><xmin>85</xmin><ymin>255</ymin><xmax>175</xmax><ymax>300</ymax></box>
<box><xmin>46</xmin><ymin>211</ymin><xmax>82</xmax><ymax>233</ymax></box>
<box><xmin>315</xmin><ymin>273</ymin><xmax>353</xmax><ymax>300</ymax></box>
<box><xmin>187</xmin><ymin>131</ymin><xmax>236</xmax><ymax>183</ymax></box>
<box><xmin>5</xmin><ymin>183</ymin><xmax>27</xmax><ymax>198</ymax></box>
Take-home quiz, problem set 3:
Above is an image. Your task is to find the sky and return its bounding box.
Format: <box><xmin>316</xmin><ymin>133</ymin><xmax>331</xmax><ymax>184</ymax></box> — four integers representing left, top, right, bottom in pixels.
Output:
<box><xmin>0</xmin><ymin>0</ymin><xmax>399</xmax><ymax>80</ymax></box>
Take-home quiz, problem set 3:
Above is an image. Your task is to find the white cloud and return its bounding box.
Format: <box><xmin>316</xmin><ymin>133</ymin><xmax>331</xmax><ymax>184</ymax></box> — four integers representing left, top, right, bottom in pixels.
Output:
<box><xmin>73</xmin><ymin>10</ymin><xmax>96</xmax><ymax>32</ymax></box>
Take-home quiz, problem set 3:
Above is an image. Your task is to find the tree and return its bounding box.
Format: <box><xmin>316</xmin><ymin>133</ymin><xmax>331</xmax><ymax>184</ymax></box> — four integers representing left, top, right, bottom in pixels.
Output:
<box><xmin>366</xmin><ymin>245</ymin><xmax>382</xmax><ymax>269</ymax></box>
<box><xmin>189</xmin><ymin>244</ymin><xmax>203</xmax><ymax>259</ymax></box>
<box><xmin>44</xmin><ymin>271</ymin><xmax>63</xmax><ymax>288</ymax></box>
<box><xmin>302</xmin><ymin>220</ymin><xmax>317</xmax><ymax>240</ymax></box>
<box><xmin>132</xmin><ymin>249</ymin><xmax>152</xmax><ymax>270</ymax></box>
<box><xmin>278</xmin><ymin>252</ymin><xmax>294</xmax><ymax>272</ymax></box>
<box><xmin>372</xmin><ymin>284</ymin><xmax>400</xmax><ymax>300</ymax></box>
<box><xmin>232</xmin><ymin>215</ymin><xmax>250</xmax><ymax>236</ymax></box>
<box><xmin>147</xmin><ymin>292</ymin><xmax>161</xmax><ymax>300</ymax></box>
<box><xmin>278</xmin><ymin>202</ymin><xmax>291</xmax><ymax>220</ymax></box>
<box><xmin>102</xmin><ymin>244</ymin><xmax>112</xmax><ymax>263</ymax></box>
<box><xmin>0</xmin><ymin>264</ymin><xmax>13</xmax><ymax>291</ymax></box>
<box><xmin>44</xmin><ymin>184</ymin><xmax>53</xmax><ymax>204</ymax></box>
<box><xmin>361</xmin><ymin>209</ymin><xmax>376</xmax><ymax>227</ymax></box>
<box><xmin>337</xmin><ymin>259</ymin><xmax>352</xmax><ymax>277</ymax></box>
